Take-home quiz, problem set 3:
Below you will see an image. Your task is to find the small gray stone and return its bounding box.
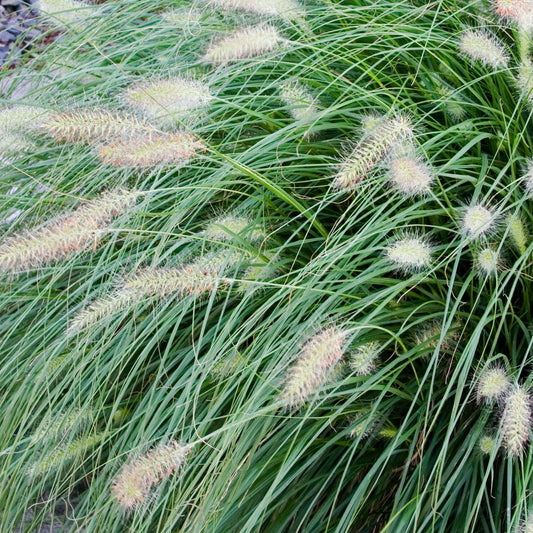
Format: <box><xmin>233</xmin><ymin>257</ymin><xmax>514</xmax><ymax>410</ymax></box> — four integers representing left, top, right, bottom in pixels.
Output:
<box><xmin>0</xmin><ymin>29</ymin><xmax>14</xmax><ymax>41</ymax></box>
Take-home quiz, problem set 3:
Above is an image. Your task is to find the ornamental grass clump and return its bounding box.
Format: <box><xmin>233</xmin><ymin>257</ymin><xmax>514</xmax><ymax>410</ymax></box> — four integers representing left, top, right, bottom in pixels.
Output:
<box><xmin>334</xmin><ymin>115</ymin><xmax>413</xmax><ymax>190</ymax></box>
<box><xmin>123</xmin><ymin>77</ymin><xmax>213</xmax><ymax>122</ymax></box>
<box><xmin>0</xmin><ymin>189</ymin><xmax>139</xmax><ymax>273</ymax></box>
<box><xmin>203</xmin><ymin>25</ymin><xmax>283</xmax><ymax>64</ymax></box>
<box><xmin>281</xmin><ymin>326</ymin><xmax>348</xmax><ymax>409</ymax></box>
<box><xmin>111</xmin><ymin>440</ymin><xmax>190</xmax><ymax>510</ymax></box>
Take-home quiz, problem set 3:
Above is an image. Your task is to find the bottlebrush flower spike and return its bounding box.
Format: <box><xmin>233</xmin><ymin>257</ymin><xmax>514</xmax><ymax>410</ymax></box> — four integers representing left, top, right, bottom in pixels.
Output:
<box><xmin>0</xmin><ymin>189</ymin><xmax>139</xmax><ymax>273</ymax></box>
<box><xmin>501</xmin><ymin>385</ymin><xmax>532</xmax><ymax>456</ymax></box>
<box><xmin>68</xmin><ymin>250</ymin><xmax>240</xmax><ymax>332</ymax></box>
<box><xmin>203</xmin><ymin>25</ymin><xmax>283</xmax><ymax>65</ymax></box>
<box><xmin>523</xmin><ymin>160</ymin><xmax>533</xmax><ymax>196</ymax></box>
<box><xmin>475</xmin><ymin>246</ymin><xmax>501</xmax><ymax>276</ymax></box>
<box><xmin>349</xmin><ymin>341</ymin><xmax>381</xmax><ymax>376</ymax></box>
<box><xmin>494</xmin><ymin>0</ymin><xmax>532</xmax><ymax>20</ymax></box>
<box><xmin>413</xmin><ymin>320</ymin><xmax>460</xmax><ymax>352</ymax></box>
<box><xmin>281</xmin><ymin>326</ymin><xmax>348</xmax><ymax>409</ymax></box>
<box><xmin>41</xmin><ymin>109</ymin><xmax>156</xmax><ymax>144</ymax></box>
<box><xmin>386</xmin><ymin>154</ymin><xmax>434</xmax><ymax>196</ymax></box>
<box><xmin>0</xmin><ymin>132</ymin><xmax>35</xmax><ymax>165</ymax></box>
<box><xmin>478</xmin><ymin>434</ymin><xmax>498</xmax><ymax>455</ymax></box>
<box><xmin>204</xmin><ymin>0</ymin><xmax>303</xmax><ymax>19</ymax></box>
<box><xmin>386</xmin><ymin>234</ymin><xmax>432</xmax><ymax>273</ymax></box>
<box><xmin>100</xmin><ymin>132</ymin><xmax>205</xmax><ymax>167</ymax></box>
<box><xmin>462</xmin><ymin>204</ymin><xmax>498</xmax><ymax>238</ymax></box>
<box><xmin>521</xmin><ymin>513</ymin><xmax>533</xmax><ymax>533</ymax></box>
<box><xmin>123</xmin><ymin>77</ymin><xmax>212</xmax><ymax>121</ymax></box>
<box><xmin>36</xmin><ymin>0</ymin><xmax>91</xmax><ymax>29</ymax></box>
<box><xmin>334</xmin><ymin>115</ymin><xmax>413</xmax><ymax>190</ymax></box>
<box><xmin>112</xmin><ymin>440</ymin><xmax>190</xmax><ymax>510</ymax></box>
<box><xmin>459</xmin><ymin>30</ymin><xmax>509</xmax><ymax>69</ymax></box>
<box><xmin>508</xmin><ymin>214</ymin><xmax>529</xmax><ymax>254</ymax></box>
<box><xmin>0</xmin><ymin>105</ymin><xmax>50</xmax><ymax>134</ymax></box>
<box><xmin>203</xmin><ymin>214</ymin><xmax>265</xmax><ymax>243</ymax></box>
<box><xmin>476</xmin><ymin>365</ymin><xmax>510</xmax><ymax>403</ymax></box>
<box><xmin>279</xmin><ymin>79</ymin><xmax>318</xmax><ymax>122</ymax></box>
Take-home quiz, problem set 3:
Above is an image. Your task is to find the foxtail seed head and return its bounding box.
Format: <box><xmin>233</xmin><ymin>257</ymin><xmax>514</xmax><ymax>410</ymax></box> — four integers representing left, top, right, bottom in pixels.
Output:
<box><xmin>204</xmin><ymin>0</ymin><xmax>303</xmax><ymax>19</ymax></box>
<box><xmin>36</xmin><ymin>0</ymin><xmax>91</xmax><ymax>29</ymax></box>
<box><xmin>280</xmin><ymin>79</ymin><xmax>318</xmax><ymax>122</ymax></box>
<box><xmin>0</xmin><ymin>188</ymin><xmax>139</xmax><ymax>273</ymax></box>
<box><xmin>501</xmin><ymin>385</ymin><xmax>532</xmax><ymax>456</ymax></box>
<box><xmin>494</xmin><ymin>0</ymin><xmax>532</xmax><ymax>21</ymax></box>
<box><xmin>479</xmin><ymin>434</ymin><xmax>498</xmax><ymax>455</ymax></box>
<box><xmin>459</xmin><ymin>30</ymin><xmax>509</xmax><ymax>69</ymax></box>
<box><xmin>99</xmin><ymin>132</ymin><xmax>205</xmax><ymax>167</ymax></box>
<box><xmin>475</xmin><ymin>246</ymin><xmax>501</xmax><ymax>276</ymax></box>
<box><xmin>281</xmin><ymin>326</ymin><xmax>348</xmax><ymax>409</ymax></box>
<box><xmin>203</xmin><ymin>214</ymin><xmax>265</xmax><ymax>243</ymax></box>
<box><xmin>41</xmin><ymin>109</ymin><xmax>156</xmax><ymax>143</ymax></box>
<box><xmin>0</xmin><ymin>105</ymin><xmax>50</xmax><ymax>135</ymax></box>
<box><xmin>385</xmin><ymin>234</ymin><xmax>432</xmax><ymax>273</ymax></box>
<box><xmin>349</xmin><ymin>341</ymin><xmax>381</xmax><ymax>376</ymax></box>
<box><xmin>508</xmin><ymin>214</ymin><xmax>529</xmax><ymax>255</ymax></box>
<box><xmin>386</xmin><ymin>154</ymin><xmax>434</xmax><ymax>196</ymax></box>
<box><xmin>520</xmin><ymin>513</ymin><xmax>533</xmax><ymax>533</ymax></box>
<box><xmin>462</xmin><ymin>204</ymin><xmax>498</xmax><ymax>238</ymax></box>
<box><xmin>112</xmin><ymin>440</ymin><xmax>189</xmax><ymax>510</ymax></box>
<box><xmin>203</xmin><ymin>25</ymin><xmax>283</xmax><ymax>65</ymax></box>
<box><xmin>476</xmin><ymin>365</ymin><xmax>510</xmax><ymax>403</ymax></box>
<box><xmin>123</xmin><ymin>77</ymin><xmax>212</xmax><ymax>121</ymax></box>
<box><xmin>334</xmin><ymin>115</ymin><xmax>413</xmax><ymax>190</ymax></box>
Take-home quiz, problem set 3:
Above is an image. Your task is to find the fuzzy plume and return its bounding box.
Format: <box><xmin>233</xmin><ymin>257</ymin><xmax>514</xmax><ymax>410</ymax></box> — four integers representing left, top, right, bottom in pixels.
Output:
<box><xmin>68</xmin><ymin>251</ymin><xmax>239</xmax><ymax>332</ymax></box>
<box><xmin>461</xmin><ymin>204</ymin><xmax>498</xmax><ymax>238</ymax></box>
<box><xmin>501</xmin><ymin>385</ymin><xmax>532</xmax><ymax>456</ymax></box>
<box><xmin>349</xmin><ymin>341</ymin><xmax>381</xmax><ymax>376</ymax></box>
<box><xmin>459</xmin><ymin>30</ymin><xmax>509</xmax><ymax>69</ymax></box>
<box><xmin>203</xmin><ymin>25</ymin><xmax>283</xmax><ymax>65</ymax></box>
<box><xmin>475</xmin><ymin>247</ymin><xmax>501</xmax><ymax>276</ymax></box>
<box><xmin>204</xmin><ymin>0</ymin><xmax>303</xmax><ymax>19</ymax></box>
<box><xmin>112</xmin><ymin>440</ymin><xmax>189</xmax><ymax>510</ymax></box>
<box><xmin>281</xmin><ymin>326</ymin><xmax>348</xmax><ymax>409</ymax></box>
<box><xmin>476</xmin><ymin>366</ymin><xmax>510</xmax><ymax>403</ymax></box>
<box><xmin>0</xmin><ymin>189</ymin><xmax>139</xmax><ymax>273</ymax></box>
<box><xmin>123</xmin><ymin>77</ymin><xmax>212</xmax><ymax>121</ymax></box>
<box><xmin>99</xmin><ymin>132</ymin><xmax>205</xmax><ymax>167</ymax></box>
<box><xmin>334</xmin><ymin>115</ymin><xmax>413</xmax><ymax>190</ymax></box>
<box><xmin>386</xmin><ymin>154</ymin><xmax>434</xmax><ymax>196</ymax></box>
<box><xmin>36</xmin><ymin>0</ymin><xmax>91</xmax><ymax>29</ymax></box>
<box><xmin>203</xmin><ymin>214</ymin><xmax>265</xmax><ymax>243</ymax></box>
<box><xmin>0</xmin><ymin>105</ymin><xmax>50</xmax><ymax>134</ymax></box>
<box><xmin>385</xmin><ymin>234</ymin><xmax>432</xmax><ymax>273</ymax></box>
<box><xmin>478</xmin><ymin>434</ymin><xmax>498</xmax><ymax>455</ymax></box>
<box><xmin>41</xmin><ymin>109</ymin><xmax>156</xmax><ymax>143</ymax></box>
<box><xmin>279</xmin><ymin>79</ymin><xmax>318</xmax><ymax>122</ymax></box>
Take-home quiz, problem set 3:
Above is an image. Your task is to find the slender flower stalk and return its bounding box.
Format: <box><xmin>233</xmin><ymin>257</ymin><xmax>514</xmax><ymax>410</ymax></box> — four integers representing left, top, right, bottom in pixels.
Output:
<box><xmin>385</xmin><ymin>234</ymin><xmax>432</xmax><ymax>273</ymax></box>
<box><xmin>112</xmin><ymin>440</ymin><xmax>190</xmax><ymax>510</ymax></box>
<box><xmin>459</xmin><ymin>30</ymin><xmax>509</xmax><ymax>69</ymax></box>
<box><xmin>41</xmin><ymin>109</ymin><xmax>156</xmax><ymax>143</ymax></box>
<box><xmin>476</xmin><ymin>365</ymin><xmax>510</xmax><ymax>403</ymax></box>
<box><xmin>204</xmin><ymin>0</ymin><xmax>303</xmax><ymax>20</ymax></box>
<box><xmin>99</xmin><ymin>132</ymin><xmax>205</xmax><ymax>167</ymax></box>
<box><xmin>334</xmin><ymin>115</ymin><xmax>413</xmax><ymax>189</ymax></box>
<box><xmin>501</xmin><ymin>385</ymin><xmax>531</xmax><ymax>456</ymax></box>
<box><xmin>203</xmin><ymin>25</ymin><xmax>283</xmax><ymax>65</ymax></box>
<box><xmin>68</xmin><ymin>251</ymin><xmax>240</xmax><ymax>332</ymax></box>
<box><xmin>0</xmin><ymin>189</ymin><xmax>139</xmax><ymax>273</ymax></box>
<box><xmin>123</xmin><ymin>77</ymin><xmax>212</xmax><ymax>121</ymax></box>
<box><xmin>281</xmin><ymin>326</ymin><xmax>348</xmax><ymax>409</ymax></box>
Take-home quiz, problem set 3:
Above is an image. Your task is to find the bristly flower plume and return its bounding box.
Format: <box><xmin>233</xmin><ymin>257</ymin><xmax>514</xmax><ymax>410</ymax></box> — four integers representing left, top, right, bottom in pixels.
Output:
<box><xmin>386</xmin><ymin>153</ymin><xmax>434</xmax><ymax>196</ymax></box>
<box><xmin>0</xmin><ymin>105</ymin><xmax>50</xmax><ymax>135</ymax></box>
<box><xmin>0</xmin><ymin>189</ymin><xmax>139</xmax><ymax>274</ymax></box>
<box><xmin>281</xmin><ymin>326</ymin><xmax>348</xmax><ymax>409</ymax></box>
<box><xmin>99</xmin><ymin>132</ymin><xmax>205</xmax><ymax>167</ymax></box>
<box><xmin>349</xmin><ymin>341</ymin><xmax>381</xmax><ymax>376</ymax></box>
<box><xmin>203</xmin><ymin>25</ymin><xmax>283</xmax><ymax>65</ymax></box>
<box><xmin>41</xmin><ymin>109</ymin><xmax>156</xmax><ymax>143</ymax></box>
<box><xmin>123</xmin><ymin>77</ymin><xmax>213</xmax><ymax>122</ymax></box>
<box><xmin>36</xmin><ymin>0</ymin><xmax>91</xmax><ymax>30</ymax></box>
<box><xmin>461</xmin><ymin>204</ymin><xmax>498</xmax><ymax>239</ymax></box>
<box><xmin>507</xmin><ymin>214</ymin><xmax>529</xmax><ymax>254</ymax></box>
<box><xmin>459</xmin><ymin>30</ymin><xmax>509</xmax><ymax>69</ymax></box>
<box><xmin>478</xmin><ymin>434</ymin><xmax>498</xmax><ymax>455</ymax></box>
<box><xmin>334</xmin><ymin>115</ymin><xmax>413</xmax><ymax>190</ymax></box>
<box><xmin>476</xmin><ymin>365</ymin><xmax>510</xmax><ymax>403</ymax></box>
<box><xmin>204</xmin><ymin>0</ymin><xmax>303</xmax><ymax>20</ymax></box>
<box><xmin>501</xmin><ymin>385</ymin><xmax>532</xmax><ymax>456</ymax></box>
<box><xmin>112</xmin><ymin>440</ymin><xmax>190</xmax><ymax>510</ymax></box>
<box><xmin>203</xmin><ymin>214</ymin><xmax>265</xmax><ymax>243</ymax></box>
<box><xmin>475</xmin><ymin>246</ymin><xmax>501</xmax><ymax>276</ymax></box>
<box><xmin>279</xmin><ymin>79</ymin><xmax>318</xmax><ymax>123</ymax></box>
<box><xmin>385</xmin><ymin>234</ymin><xmax>432</xmax><ymax>273</ymax></box>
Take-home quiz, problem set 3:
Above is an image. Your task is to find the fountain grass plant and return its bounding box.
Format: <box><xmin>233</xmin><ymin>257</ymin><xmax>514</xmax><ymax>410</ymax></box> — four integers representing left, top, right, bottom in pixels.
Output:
<box><xmin>1</xmin><ymin>0</ymin><xmax>533</xmax><ymax>531</ymax></box>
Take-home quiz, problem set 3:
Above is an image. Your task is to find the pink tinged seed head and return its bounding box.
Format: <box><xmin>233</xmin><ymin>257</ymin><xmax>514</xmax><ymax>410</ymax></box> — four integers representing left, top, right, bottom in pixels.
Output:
<box><xmin>501</xmin><ymin>385</ymin><xmax>532</xmax><ymax>456</ymax></box>
<box><xmin>494</xmin><ymin>0</ymin><xmax>532</xmax><ymax>20</ymax></box>
<box><xmin>99</xmin><ymin>132</ymin><xmax>206</xmax><ymax>168</ymax></box>
<box><xmin>112</xmin><ymin>440</ymin><xmax>189</xmax><ymax>510</ymax></box>
<box><xmin>386</xmin><ymin>235</ymin><xmax>432</xmax><ymax>273</ymax></box>
<box><xmin>476</xmin><ymin>366</ymin><xmax>510</xmax><ymax>403</ymax></box>
<box><xmin>459</xmin><ymin>30</ymin><xmax>509</xmax><ymax>69</ymax></box>
<box><xmin>0</xmin><ymin>189</ymin><xmax>139</xmax><ymax>274</ymax></box>
<box><xmin>203</xmin><ymin>25</ymin><xmax>283</xmax><ymax>65</ymax></box>
<box><xmin>334</xmin><ymin>115</ymin><xmax>413</xmax><ymax>190</ymax></box>
<box><xmin>386</xmin><ymin>155</ymin><xmax>434</xmax><ymax>196</ymax></box>
<box><xmin>123</xmin><ymin>77</ymin><xmax>212</xmax><ymax>120</ymax></box>
<box><xmin>462</xmin><ymin>204</ymin><xmax>498</xmax><ymax>238</ymax></box>
<box><xmin>281</xmin><ymin>326</ymin><xmax>348</xmax><ymax>409</ymax></box>
<box><xmin>41</xmin><ymin>109</ymin><xmax>156</xmax><ymax>143</ymax></box>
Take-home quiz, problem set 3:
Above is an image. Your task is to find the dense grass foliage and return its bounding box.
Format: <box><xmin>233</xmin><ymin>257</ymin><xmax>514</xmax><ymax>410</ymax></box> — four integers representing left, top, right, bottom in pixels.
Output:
<box><xmin>2</xmin><ymin>0</ymin><xmax>533</xmax><ymax>531</ymax></box>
